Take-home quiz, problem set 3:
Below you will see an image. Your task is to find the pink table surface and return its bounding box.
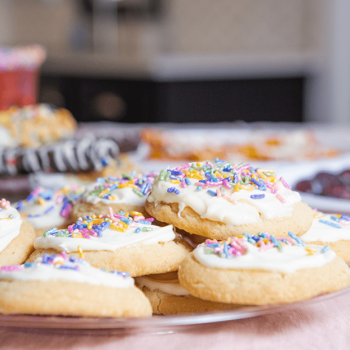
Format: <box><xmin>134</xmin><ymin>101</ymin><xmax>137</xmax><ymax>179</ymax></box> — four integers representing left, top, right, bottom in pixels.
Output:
<box><xmin>0</xmin><ymin>290</ymin><xmax>349</xmax><ymax>350</ymax></box>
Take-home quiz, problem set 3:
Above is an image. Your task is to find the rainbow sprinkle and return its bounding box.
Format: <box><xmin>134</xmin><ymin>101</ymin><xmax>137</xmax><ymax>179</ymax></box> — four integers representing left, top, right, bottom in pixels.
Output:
<box><xmin>16</xmin><ymin>186</ymin><xmax>84</xmax><ymax>220</ymax></box>
<box><xmin>203</xmin><ymin>231</ymin><xmax>328</xmax><ymax>258</ymax></box>
<box><xmin>43</xmin><ymin>207</ymin><xmax>156</xmax><ymax>238</ymax></box>
<box><xmin>88</xmin><ymin>173</ymin><xmax>156</xmax><ymax>200</ymax></box>
<box><xmin>158</xmin><ymin>159</ymin><xmax>289</xmax><ymax>203</ymax></box>
<box><xmin>0</xmin><ymin>252</ymin><xmax>130</xmax><ymax>277</ymax></box>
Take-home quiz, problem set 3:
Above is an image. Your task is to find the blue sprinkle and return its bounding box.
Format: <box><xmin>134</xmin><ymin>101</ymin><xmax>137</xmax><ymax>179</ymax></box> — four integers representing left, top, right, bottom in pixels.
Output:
<box><xmin>215</xmin><ymin>157</ymin><xmax>220</xmax><ymax>163</ymax></box>
<box><xmin>16</xmin><ymin>200</ymin><xmax>24</xmax><ymax>210</ymax></box>
<box><xmin>331</xmin><ymin>216</ymin><xmax>340</xmax><ymax>222</ymax></box>
<box><xmin>135</xmin><ymin>227</ymin><xmax>141</xmax><ymax>233</ymax></box>
<box><xmin>167</xmin><ymin>187</ymin><xmax>175</xmax><ymax>193</ymax></box>
<box><xmin>197</xmin><ymin>186</ymin><xmax>203</xmax><ymax>191</ymax></box>
<box><xmin>207</xmin><ymin>190</ymin><xmax>217</xmax><ymax>197</ymax></box>
<box><xmin>42</xmin><ymin>254</ymin><xmax>49</xmax><ymax>264</ymax></box>
<box><xmin>119</xmin><ymin>210</ymin><xmax>125</xmax><ymax>215</ymax></box>
<box><xmin>116</xmin><ymin>271</ymin><xmax>130</xmax><ymax>277</ymax></box>
<box><xmin>341</xmin><ymin>214</ymin><xmax>350</xmax><ymax>221</ymax></box>
<box><xmin>69</xmin><ymin>256</ymin><xmax>76</xmax><ymax>262</ymax></box>
<box><xmin>224</xmin><ymin>242</ymin><xmax>229</xmax><ymax>258</ymax></box>
<box><xmin>243</xmin><ymin>232</ymin><xmax>252</xmax><ymax>240</ymax></box>
<box><xmin>137</xmin><ymin>220</ymin><xmax>151</xmax><ymax>225</ymax></box>
<box><xmin>206</xmin><ymin>244</ymin><xmax>221</xmax><ymax>247</ymax></box>
<box><xmin>101</xmin><ymin>158</ymin><xmax>108</xmax><ymax>166</ymax></box>
<box><xmin>142</xmin><ymin>182</ymin><xmax>152</xmax><ymax>195</ymax></box>
<box><xmin>251</xmin><ymin>178</ymin><xmax>261</xmax><ymax>187</ymax></box>
<box><xmin>44</xmin><ymin>227</ymin><xmax>58</xmax><ymax>235</ymax></box>
<box><xmin>198</xmin><ymin>180</ymin><xmax>207</xmax><ymax>183</ymax></box>
<box><xmin>171</xmin><ymin>170</ymin><xmax>183</xmax><ymax>176</ymax></box>
<box><xmin>322</xmin><ymin>245</ymin><xmax>329</xmax><ymax>253</ymax></box>
<box><xmin>233</xmin><ymin>174</ymin><xmax>238</xmax><ymax>183</ymax></box>
<box><xmin>270</xmin><ymin>235</ymin><xmax>278</xmax><ymax>247</ymax></box>
<box><xmin>252</xmin><ymin>235</ymin><xmax>259</xmax><ymax>241</ymax></box>
<box><xmin>169</xmin><ymin>175</ymin><xmax>179</xmax><ymax>180</ymax></box>
<box><xmin>44</xmin><ymin>205</ymin><xmax>54</xmax><ymax>214</ymax></box>
<box><xmin>24</xmin><ymin>262</ymin><xmax>35</xmax><ymax>268</ymax></box>
<box><xmin>288</xmin><ymin>231</ymin><xmax>306</xmax><ymax>247</ymax></box>
<box><xmin>174</xmin><ymin>189</ymin><xmax>180</xmax><ymax>195</ymax></box>
<box><xmin>26</xmin><ymin>193</ymin><xmax>34</xmax><ymax>202</ymax></box>
<box><xmin>96</xmin><ymin>177</ymin><xmax>106</xmax><ymax>183</ymax></box>
<box><xmin>59</xmin><ymin>266</ymin><xmax>79</xmax><ymax>271</ymax></box>
<box><xmin>185</xmin><ymin>178</ymin><xmax>191</xmax><ymax>186</ymax></box>
<box><xmin>319</xmin><ymin>219</ymin><xmax>342</xmax><ymax>229</ymax></box>
<box><xmin>250</xmin><ymin>194</ymin><xmax>265</xmax><ymax>199</ymax></box>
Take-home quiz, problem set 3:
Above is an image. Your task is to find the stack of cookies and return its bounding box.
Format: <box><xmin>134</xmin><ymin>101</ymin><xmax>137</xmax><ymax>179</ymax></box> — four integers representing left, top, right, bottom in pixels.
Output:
<box><xmin>0</xmin><ymin>160</ymin><xmax>349</xmax><ymax>319</ymax></box>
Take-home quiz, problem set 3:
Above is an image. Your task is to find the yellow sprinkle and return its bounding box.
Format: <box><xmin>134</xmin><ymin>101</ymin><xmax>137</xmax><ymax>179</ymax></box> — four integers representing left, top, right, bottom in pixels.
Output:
<box><xmin>38</xmin><ymin>197</ymin><xmax>45</xmax><ymax>205</ymax></box>
<box><xmin>236</xmin><ymin>236</ymin><xmax>244</xmax><ymax>239</ymax></box>
<box><xmin>0</xmin><ymin>217</ymin><xmax>10</xmax><ymax>220</ymax></box>
<box><xmin>124</xmin><ymin>212</ymin><xmax>129</xmax><ymax>218</ymax></box>
<box><xmin>72</xmin><ymin>233</ymin><xmax>83</xmax><ymax>239</ymax></box>
<box><xmin>131</xmin><ymin>211</ymin><xmax>143</xmax><ymax>217</ymax></box>
<box><xmin>99</xmin><ymin>189</ymin><xmax>109</xmax><ymax>197</ymax></box>
<box><xmin>335</xmin><ymin>214</ymin><xmax>342</xmax><ymax>218</ymax></box>
<box><xmin>241</xmin><ymin>185</ymin><xmax>254</xmax><ymax>191</ymax></box>
<box><xmin>263</xmin><ymin>238</ymin><xmax>268</xmax><ymax>243</ymax></box>
<box><xmin>313</xmin><ymin>212</ymin><xmax>324</xmax><ymax>219</ymax></box>
<box><xmin>171</xmin><ymin>180</ymin><xmax>180</xmax><ymax>184</ymax></box>
<box><xmin>305</xmin><ymin>247</ymin><xmax>317</xmax><ymax>256</ymax></box>
<box><xmin>234</xmin><ymin>184</ymin><xmax>242</xmax><ymax>192</ymax></box>
<box><xmin>196</xmin><ymin>162</ymin><xmax>201</xmax><ymax>166</ymax></box>
<box><xmin>108</xmin><ymin>196</ymin><xmax>115</xmax><ymax>200</ymax></box>
<box><xmin>91</xmin><ymin>215</ymin><xmax>96</xmax><ymax>219</ymax></box>
<box><xmin>78</xmin><ymin>245</ymin><xmax>85</xmax><ymax>259</ymax></box>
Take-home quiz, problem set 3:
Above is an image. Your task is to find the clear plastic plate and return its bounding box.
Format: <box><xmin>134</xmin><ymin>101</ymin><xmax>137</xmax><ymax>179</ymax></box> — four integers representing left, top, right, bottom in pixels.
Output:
<box><xmin>1</xmin><ymin>286</ymin><xmax>349</xmax><ymax>335</ymax></box>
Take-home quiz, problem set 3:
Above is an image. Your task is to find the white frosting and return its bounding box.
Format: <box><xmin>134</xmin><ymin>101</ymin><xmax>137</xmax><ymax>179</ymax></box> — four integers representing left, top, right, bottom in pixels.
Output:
<box><xmin>148</xmin><ymin>176</ymin><xmax>301</xmax><ymax>227</ymax></box>
<box><xmin>84</xmin><ymin>183</ymin><xmax>146</xmax><ymax>206</ymax></box>
<box><xmin>34</xmin><ymin>224</ymin><xmax>176</xmax><ymax>253</ymax></box>
<box><xmin>0</xmin><ymin>206</ymin><xmax>22</xmax><ymax>253</ymax></box>
<box><xmin>16</xmin><ymin>199</ymin><xmax>67</xmax><ymax>229</ymax></box>
<box><xmin>194</xmin><ymin>242</ymin><xmax>335</xmax><ymax>273</ymax></box>
<box><xmin>0</xmin><ymin>262</ymin><xmax>134</xmax><ymax>288</ymax></box>
<box><xmin>301</xmin><ymin>214</ymin><xmax>350</xmax><ymax>243</ymax></box>
<box><xmin>136</xmin><ymin>274</ymin><xmax>189</xmax><ymax>296</ymax></box>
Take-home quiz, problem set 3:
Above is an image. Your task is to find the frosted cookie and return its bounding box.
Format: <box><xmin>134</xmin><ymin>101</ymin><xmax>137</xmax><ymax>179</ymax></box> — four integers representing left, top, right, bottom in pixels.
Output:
<box><xmin>146</xmin><ymin>160</ymin><xmax>313</xmax><ymax>239</ymax></box>
<box><xmin>300</xmin><ymin>212</ymin><xmax>350</xmax><ymax>263</ymax></box>
<box><xmin>178</xmin><ymin>233</ymin><xmax>350</xmax><ymax>305</ymax></box>
<box><xmin>15</xmin><ymin>186</ymin><xmax>84</xmax><ymax>237</ymax></box>
<box><xmin>136</xmin><ymin>271</ymin><xmax>241</xmax><ymax>315</ymax></box>
<box><xmin>0</xmin><ymin>199</ymin><xmax>35</xmax><ymax>267</ymax></box>
<box><xmin>72</xmin><ymin>172</ymin><xmax>156</xmax><ymax>221</ymax></box>
<box><xmin>0</xmin><ymin>252</ymin><xmax>151</xmax><ymax>317</ymax></box>
<box><xmin>27</xmin><ymin>208</ymin><xmax>191</xmax><ymax>277</ymax></box>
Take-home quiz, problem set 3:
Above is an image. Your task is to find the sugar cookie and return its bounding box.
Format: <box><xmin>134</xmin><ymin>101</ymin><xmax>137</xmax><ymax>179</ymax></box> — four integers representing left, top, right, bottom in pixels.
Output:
<box><xmin>27</xmin><ymin>208</ymin><xmax>191</xmax><ymax>277</ymax></box>
<box><xmin>136</xmin><ymin>271</ymin><xmax>241</xmax><ymax>315</ymax></box>
<box><xmin>0</xmin><ymin>252</ymin><xmax>151</xmax><ymax>317</ymax></box>
<box><xmin>178</xmin><ymin>234</ymin><xmax>350</xmax><ymax>305</ymax></box>
<box><xmin>300</xmin><ymin>212</ymin><xmax>350</xmax><ymax>263</ymax></box>
<box><xmin>146</xmin><ymin>160</ymin><xmax>313</xmax><ymax>239</ymax></box>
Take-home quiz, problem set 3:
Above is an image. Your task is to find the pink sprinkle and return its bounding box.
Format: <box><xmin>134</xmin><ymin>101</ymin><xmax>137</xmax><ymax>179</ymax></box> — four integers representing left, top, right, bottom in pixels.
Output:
<box><xmin>276</xmin><ymin>193</ymin><xmax>286</xmax><ymax>203</ymax></box>
<box><xmin>260</xmin><ymin>242</ymin><xmax>274</xmax><ymax>252</ymax></box>
<box><xmin>206</xmin><ymin>181</ymin><xmax>223</xmax><ymax>186</ymax></box>
<box><xmin>143</xmin><ymin>218</ymin><xmax>154</xmax><ymax>222</ymax></box>
<box><xmin>1</xmin><ymin>265</ymin><xmax>22</xmax><ymax>271</ymax></box>
<box><xmin>68</xmin><ymin>225</ymin><xmax>74</xmax><ymax>233</ymax></box>
<box><xmin>61</xmin><ymin>203</ymin><xmax>72</xmax><ymax>219</ymax></box>
<box><xmin>181</xmin><ymin>180</ymin><xmax>187</xmax><ymax>188</ymax></box>
<box><xmin>113</xmin><ymin>214</ymin><xmax>123</xmax><ymax>219</ymax></box>
<box><xmin>174</xmin><ymin>163</ymin><xmax>191</xmax><ymax>171</ymax></box>
<box><xmin>223</xmin><ymin>194</ymin><xmax>237</xmax><ymax>205</ymax></box>
<box><xmin>88</xmin><ymin>230</ymin><xmax>97</xmax><ymax>237</ymax></box>
<box><xmin>81</xmin><ymin>232</ymin><xmax>91</xmax><ymax>239</ymax></box>
<box><xmin>340</xmin><ymin>220</ymin><xmax>350</xmax><ymax>226</ymax></box>
<box><xmin>223</xmin><ymin>180</ymin><xmax>232</xmax><ymax>189</ymax></box>
<box><xmin>258</xmin><ymin>240</ymin><xmax>265</xmax><ymax>251</ymax></box>
<box><xmin>32</xmin><ymin>188</ymin><xmax>40</xmax><ymax>195</ymax></box>
<box><xmin>194</xmin><ymin>182</ymin><xmax>204</xmax><ymax>186</ymax></box>
<box><xmin>200</xmin><ymin>171</ymin><xmax>205</xmax><ymax>176</ymax></box>
<box><xmin>280</xmin><ymin>177</ymin><xmax>291</xmax><ymax>190</ymax></box>
<box><xmin>236</xmin><ymin>164</ymin><xmax>251</xmax><ymax>171</ymax></box>
<box><xmin>206</xmin><ymin>161</ymin><xmax>215</xmax><ymax>166</ymax></box>
<box><xmin>61</xmin><ymin>251</ymin><xmax>67</xmax><ymax>259</ymax></box>
<box><xmin>129</xmin><ymin>223</ymin><xmax>138</xmax><ymax>228</ymax></box>
<box><xmin>0</xmin><ymin>198</ymin><xmax>10</xmax><ymax>209</ymax></box>
<box><xmin>133</xmin><ymin>216</ymin><xmax>145</xmax><ymax>221</ymax></box>
<box><xmin>216</xmin><ymin>188</ymin><xmax>221</xmax><ymax>197</ymax></box>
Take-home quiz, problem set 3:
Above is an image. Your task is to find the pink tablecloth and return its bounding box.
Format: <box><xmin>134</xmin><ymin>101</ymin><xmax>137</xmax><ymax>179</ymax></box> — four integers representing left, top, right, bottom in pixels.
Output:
<box><xmin>0</xmin><ymin>290</ymin><xmax>349</xmax><ymax>350</ymax></box>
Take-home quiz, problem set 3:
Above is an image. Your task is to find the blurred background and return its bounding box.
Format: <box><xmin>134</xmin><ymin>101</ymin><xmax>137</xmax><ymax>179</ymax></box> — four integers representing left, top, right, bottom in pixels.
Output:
<box><xmin>2</xmin><ymin>0</ymin><xmax>350</xmax><ymax>211</ymax></box>
<box><xmin>1</xmin><ymin>0</ymin><xmax>349</xmax><ymax>124</ymax></box>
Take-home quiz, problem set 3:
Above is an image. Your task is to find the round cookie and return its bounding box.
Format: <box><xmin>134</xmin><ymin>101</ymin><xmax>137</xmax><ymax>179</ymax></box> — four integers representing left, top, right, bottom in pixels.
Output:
<box><xmin>136</xmin><ymin>271</ymin><xmax>242</xmax><ymax>315</ymax></box>
<box><xmin>300</xmin><ymin>212</ymin><xmax>350</xmax><ymax>263</ymax></box>
<box><xmin>178</xmin><ymin>234</ymin><xmax>350</xmax><ymax>305</ymax></box>
<box><xmin>0</xmin><ymin>199</ymin><xmax>36</xmax><ymax>267</ymax></box>
<box><xmin>27</xmin><ymin>208</ymin><xmax>192</xmax><ymax>277</ymax></box>
<box><xmin>0</xmin><ymin>252</ymin><xmax>151</xmax><ymax>317</ymax></box>
<box><xmin>15</xmin><ymin>186</ymin><xmax>84</xmax><ymax>237</ymax></box>
<box><xmin>146</xmin><ymin>160</ymin><xmax>313</xmax><ymax>239</ymax></box>
<box><xmin>72</xmin><ymin>172</ymin><xmax>156</xmax><ymax>221</ymax></box>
